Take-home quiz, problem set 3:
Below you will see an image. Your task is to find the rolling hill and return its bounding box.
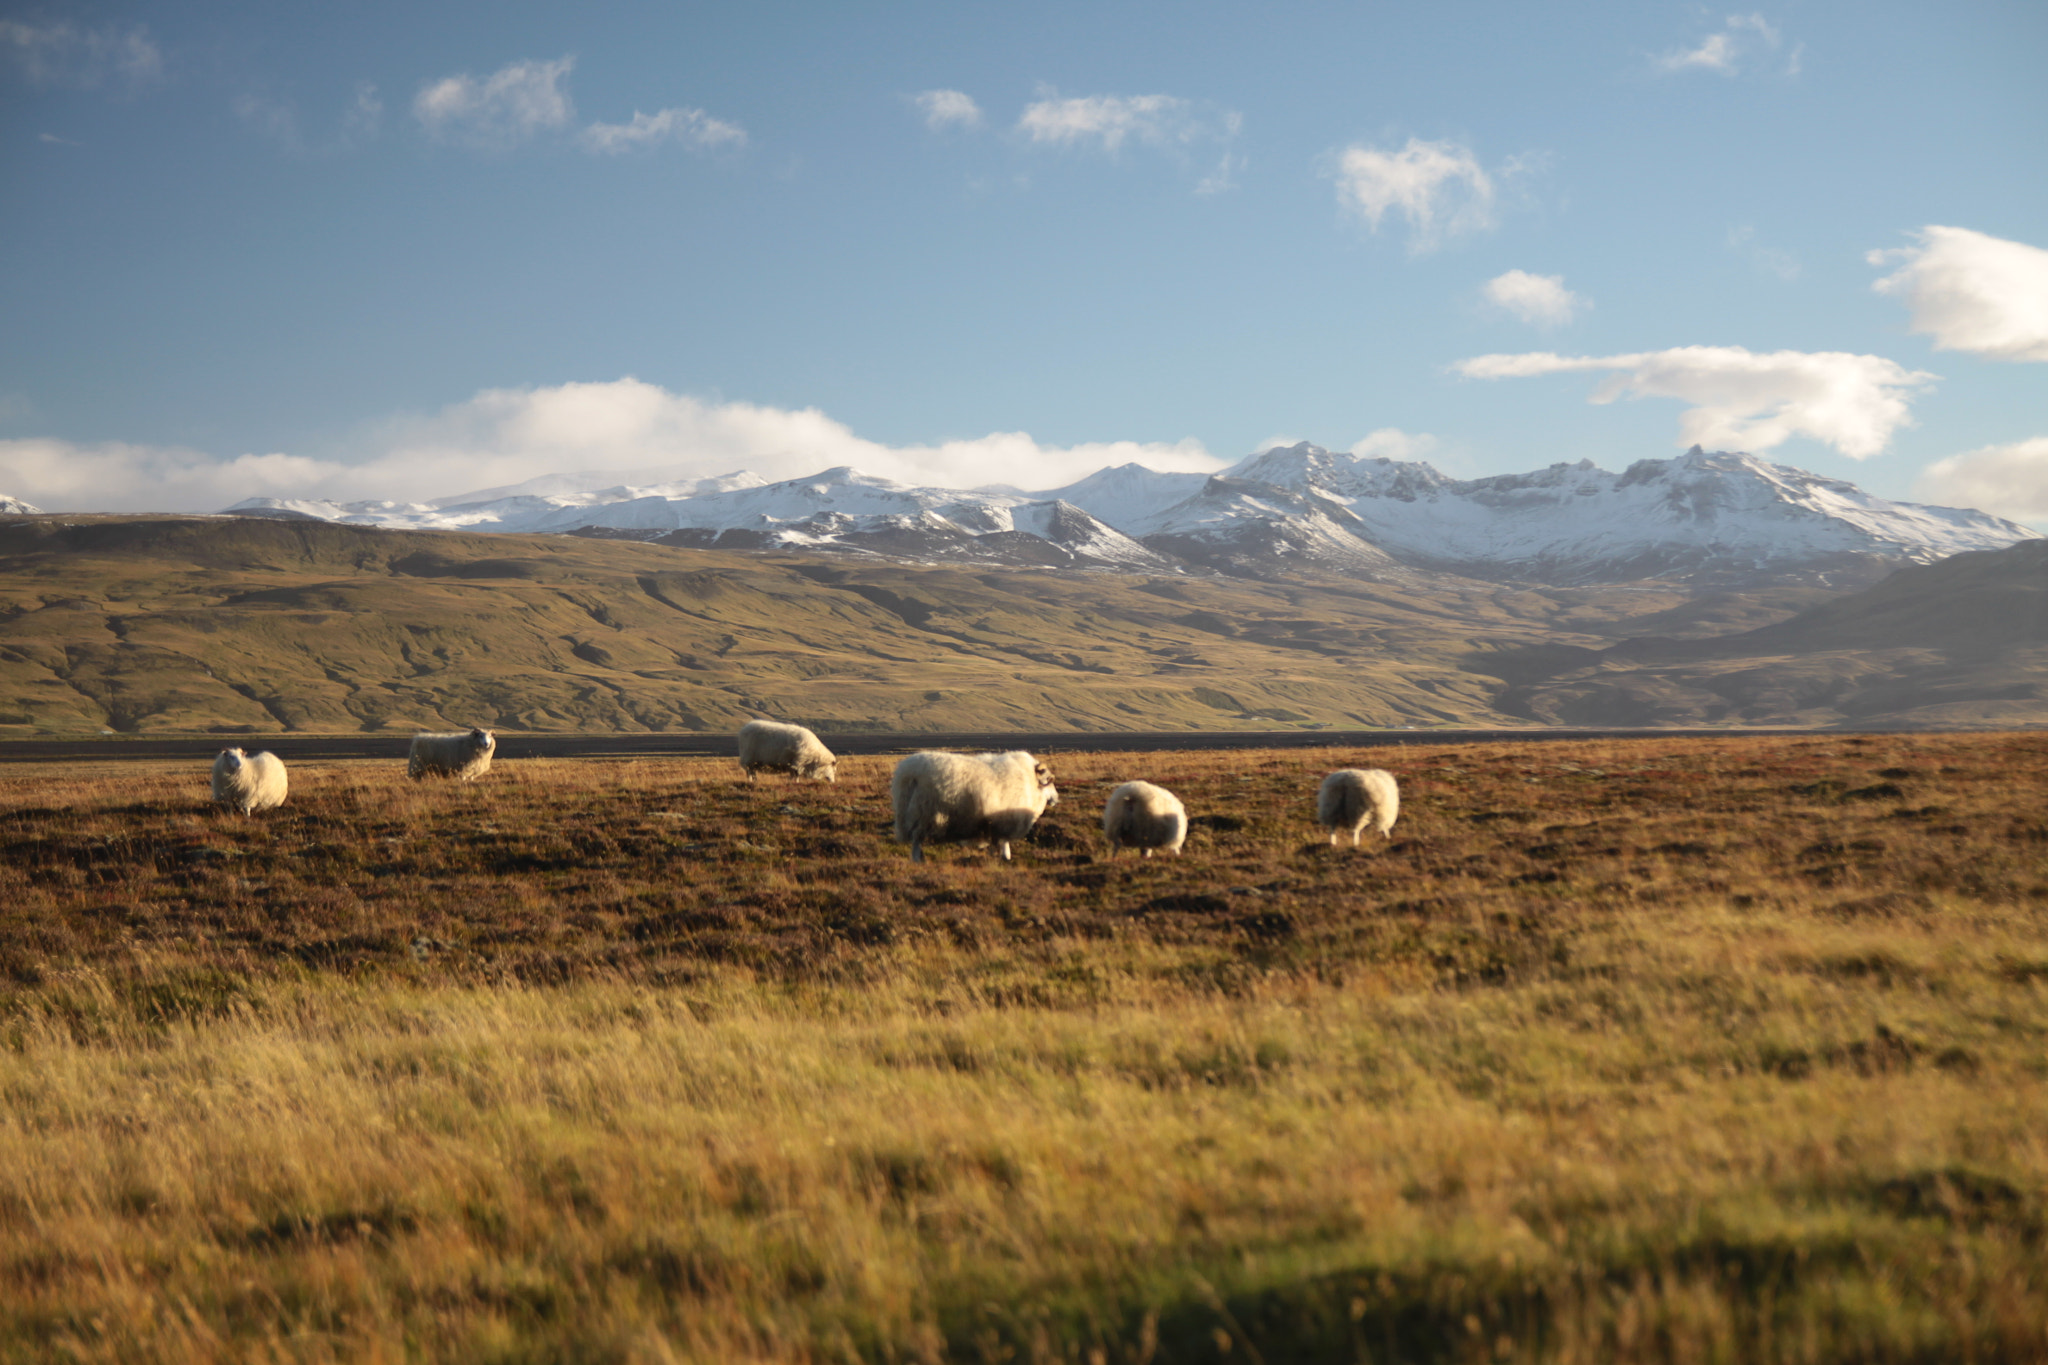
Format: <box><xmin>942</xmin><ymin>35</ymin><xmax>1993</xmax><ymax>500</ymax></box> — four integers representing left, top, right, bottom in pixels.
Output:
<box><xmin>2</xmin><ymin>514</ymin><xmax>2041</xmax><ymax>736</ymax></box>
<box><xmin>1501</xmin><ymin>539</ymin><xmax>2048</xmax><ymax>727</ymax></box>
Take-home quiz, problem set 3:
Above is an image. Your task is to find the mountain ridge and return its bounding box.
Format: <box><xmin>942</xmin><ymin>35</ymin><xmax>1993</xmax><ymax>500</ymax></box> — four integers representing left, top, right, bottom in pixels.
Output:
<box><xmin>223</xmin><ymin>444</ymin><xmax>2037</xmax><ymax>590</ymax></box>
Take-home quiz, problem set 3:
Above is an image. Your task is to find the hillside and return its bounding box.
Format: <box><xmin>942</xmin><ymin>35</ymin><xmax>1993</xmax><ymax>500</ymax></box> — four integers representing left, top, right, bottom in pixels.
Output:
<box><xmin>0</xmin><ymin>514</ymin><xmax>1704</xmax><ymax>737</ymax></box>
<box><xmin>5</xmin><ymin>515</ymin><xmax>2041</xmax><ymax>736</ymax></box>
<box><xmin>1503</xmin><ymin>539</ymin><xmax>2048</xmax><ymax>728</ymax></box>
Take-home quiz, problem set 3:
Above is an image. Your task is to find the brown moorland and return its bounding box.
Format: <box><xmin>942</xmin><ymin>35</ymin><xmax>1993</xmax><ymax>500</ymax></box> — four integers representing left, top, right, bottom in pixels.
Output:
<box><xmin>0</xmin><ymin>515</ymin><xmax>1849</xmax><ymax>737</ymax></box>
<box><xmin>2</xmin><ymin>732</ymin><xmax>2046</xmax><ymax>1362</ymax></box>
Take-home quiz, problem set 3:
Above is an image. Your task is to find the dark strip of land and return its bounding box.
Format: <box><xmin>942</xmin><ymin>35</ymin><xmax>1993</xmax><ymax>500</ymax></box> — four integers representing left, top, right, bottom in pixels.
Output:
<box><xmin>0</xmin><ymin>728</ymin><xmax>1840</xmax><ymax>765</ymax></box>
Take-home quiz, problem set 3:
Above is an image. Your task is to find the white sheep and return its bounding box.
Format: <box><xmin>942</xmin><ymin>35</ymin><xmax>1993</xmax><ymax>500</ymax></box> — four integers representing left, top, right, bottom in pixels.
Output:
<box><xmin>1103</xmin><ymin>780</ymin><xmax>1187</xmax><ymax>857</ymax></box>
<box><xmin>891</xmin><ymin>750</ymin><xmax>1059</xmax><ymax>863</ymax></box>
<box><xmin>408</xmin><ymin>728</ymin><xmax>496</xmax><ymax>781</ymax></box>
<box><xmin>1318</xmin><ymin>768</ymin><xmax>1399</xmax><ymax>846</ymax></box>
<box><xmin>211</xmin><ymin>748</ymin><xmax>288</xmax><ymax>815</ymax></box>
<box><xmin>736</xmin><ymin>719</ymin><xmax>837</xmax><ymax>783</ymax></box>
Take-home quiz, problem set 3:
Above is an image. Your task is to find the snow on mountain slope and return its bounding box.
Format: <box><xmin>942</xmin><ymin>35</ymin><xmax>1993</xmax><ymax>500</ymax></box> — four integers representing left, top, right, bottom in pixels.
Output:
<box><xmin>1206</xmin><ymin>443</ymin><xmax>2036</xmax><ymax>584</ymax></box>
<box><xmin>0</xmin><ymin>494</ymin><xmax>44</xmax><ymax>515</ymax></box>
<box><xmin>1034</xmin><ymin>463</ymin><xmax>1214</xmax><ymax>530</ymax></box>
<box><xmin>433</xmin><ymin>468</ymin><xmax>764</xmax><ymax>506</ymax></box>
<box><xmin>216</xmin><ymin>443</ymin><xmax>2038</xmax><ymax>586</ymax></box>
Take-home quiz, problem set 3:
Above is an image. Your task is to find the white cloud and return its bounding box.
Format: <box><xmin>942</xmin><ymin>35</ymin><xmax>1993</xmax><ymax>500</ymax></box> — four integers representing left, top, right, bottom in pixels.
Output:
<box><xmin>1332</xmin><ymin>138</ymin><xmax>1495</xmax><ymax>252</ymax></box>
<box><xmin>1482</xmin><ymin>270</ymin><xmax>1584</xmax><ymax>327</ymax></box>
<box><xmin>414</xmin><ymin>56</ymin><xmax>575</xmax><ymax>148</ymax></box>
<box><xmin>1914</xmin><ymin>438</ymin><xmax>2048</xmax><ymax>524</ymax></box>
<box><xmin>1454</xmin><ymin>345</ymin><xmax>1936</xmax><ymax>459</ymax></box>
<box><xmin>581</xmin><ymin>106</ymin><xmax>745</xmax><ymax>154</ymax></box>
<box><xmin>914</xmin><ymin>89</ymin><xmax>982</xmax><ymax>132</ymax></box>
<box><xmin>0</xmin><ymin>19</ymin><xmax>160</xmax><ymax>89</ymax></box>
<box><xmin>1869</xmin><ymin>226</ymin><xmax>2048</xmax><ymax>364</ymax></box>
<box><xmin>1656</xmin><ymin>13</ymin><xmax>1792</xmax><ymax>76</ymax></box>
<box><xmin>1018</xmin><ymin>91</ymin><xmax>1185</xmax><ymax>152</ymax></box>
<box><xmin>0</xmin><ymin>438</ymin><xmax>337</xmax><ymax>513</ymax></box>
<box><xmin>1017</xmin><ymin>89</ymin><xmax>1242</xmax><ymax>190</ymax></box>
<box><xmin>0</xmin><ymin>381</ymin><xmax>1225</xmax><ymax>512</ymax></box>
<box><xmin>1349</xmin><ymin>429</ymin><xmax>1438</xmax><ymax>462</ymax></box>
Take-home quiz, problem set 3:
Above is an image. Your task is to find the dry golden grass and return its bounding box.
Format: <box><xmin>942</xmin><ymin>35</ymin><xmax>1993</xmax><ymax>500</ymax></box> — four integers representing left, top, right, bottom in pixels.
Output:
<box><xmin>2</xmin><ymin>734</ymin><xmax>2046</xmax><ymax>1362</ymax></box>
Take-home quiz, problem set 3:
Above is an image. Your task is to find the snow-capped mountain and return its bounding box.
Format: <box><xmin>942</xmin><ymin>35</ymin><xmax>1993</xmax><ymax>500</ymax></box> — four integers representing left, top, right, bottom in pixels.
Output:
<box><xmin>577</xmin><ymin>467</ymin><xmax>1174</xmax><ymax>570</ymax></box>
<box><xmin>1183</xmin><ymin>443</ymin><xmax>2034</xmax><ymax>584</ymax></box>
<box><xmin>218</xmin><ymin>444</ymin><xmax>2038</xmax><ymax>587</ymax></box>
<box><xmin>1212</xmin><ymin>444</ymin><xmax>2031</xmax><ymax>581</ymax></box>
<box><xmin>223</xmin><ymin>471</ymin><xmax>766</xmax><ymax>534</ymax></box>
<box><xmin>0</xmin><ymin>494</ymin><xmax>43</xmax><ymax>516</ymax></box>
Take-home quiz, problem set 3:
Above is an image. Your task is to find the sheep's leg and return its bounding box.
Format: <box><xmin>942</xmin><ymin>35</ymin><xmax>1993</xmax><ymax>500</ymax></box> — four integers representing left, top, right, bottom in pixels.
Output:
<box><xmin>1329</xmin><ymin>831</ymin><xmax>1340</xmax><ymax>847</ymax></box>
<box><xmin>998</xmin><ymin>841</ymin><xmax>1012</xmax><ymax>861</ymax></box>
<box><xmin>1141</xmin><ymin>848</ymin><xmax>1152</xmax><ymax>859</ymax></box>
<box><xmin>910</xmin><ymin>841</ymin><xmax>924</xmax><ymax>864</ymax></box>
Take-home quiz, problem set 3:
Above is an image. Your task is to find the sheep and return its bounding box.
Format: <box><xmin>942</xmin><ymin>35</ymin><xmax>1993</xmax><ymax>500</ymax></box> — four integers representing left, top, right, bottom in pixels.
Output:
<box><xmin>1103</xmin><ymin>780</ymin><xmax>1187</xmax><ymax>857</ymax></box>
<box><xmin>736</xmin><ymin>719</ymin><xmax>837</xmax><ymax>783</ymax></box>
<box><xmin>1318</xmin><ymin>767</ymin><xmax>1399</xmax><ymax>846</ymax></box>
<box><xmin>891</xmin><ymin>750</ymin><xmax>1058</xmax><ymax>863</ymax></box>
<box><xmin>408</xmin><ymin>727</ymin><xmax>496</xmax><ymax>781</ymax></box>
<box><xmin>211</xmin><ymin>747</ymin><xmax>288</xmax><ymax>815</ymax></box>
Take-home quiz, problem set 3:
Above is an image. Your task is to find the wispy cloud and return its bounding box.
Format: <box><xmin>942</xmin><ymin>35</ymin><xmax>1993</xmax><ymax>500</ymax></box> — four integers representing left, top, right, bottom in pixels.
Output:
<box><xmin>0</xmin><ymin>18</ymin><xmax>160</xmax><ymax>90</ymax></box>
<box><xmin>1455</xmin><ymin>345</ymin><xmax>1935</xmax><ymax>458</ymax></box>
<box><xmin>1349</xmin><ymin>429</ymin><xmax>1439</xmax><ymax>462</ymax></box>
<box><xmin>1870</xmin><ymin>226</ymin><xmax>2048</xmax><ymax>364</ymax></box>
<box><xmin>415</xmin><ymin>56</ymin><xmax>743</xmax><ymax>157</ymax></box>
<box><xmin>415</xmin><ymin>56</ymin><xmax>576</xmax><ymax>149</ymax></box>
<box><xmin>914</xmin><ymin>89</ymin><xmax>982</xmax><ymax>132</ymax></box>
<box><xmin>343</xmin><ymin>82</ymin><xmax>383</xmax><ymax>143</ymax></box>
<box><xmin>237</xmin><ymin>81</ymin><xmax>384</xmax><ymax>155</ymax></box>
<box><xmin>1727</xmin><ymin>224</ymin><xmax>1801</xmax><ymax>281</ymax></box>
<box><xmin>1916</xmin><ymin>437</ymin><xmax>2048</xmax><ymax>524</ymax></box>
<box><xmin>233</xmin><ymin>94</ymin><xmax>303</xmax><ymax>152</ymax></box>
<box><xmin>0</xmin><ymin>381</ymin><xmax>1224</xmax><ymax>512</ymax></box>
<box><xmin>582</xmin><ymin>106</ymin><xmax>745</xmax><ymax>154</ymax></box>
<box><xmin>1482</xmin><ymin>270</ymin><xmax>1585</xmax><ymax>327</ymax></box>
<box><xmin>1655</xmin><ymin>13</ymin><xmax>1797</xmax><ymax>77</ymax></box>
<box><xmin>1017</xmin><ymin>89</ymin><xmax>1243</xmax><ymax>192</ymax></box>
<box><xmin>1332</xmin><ymin>138</ymin><xmax>1496</xmax><ymax>253</ymax></box>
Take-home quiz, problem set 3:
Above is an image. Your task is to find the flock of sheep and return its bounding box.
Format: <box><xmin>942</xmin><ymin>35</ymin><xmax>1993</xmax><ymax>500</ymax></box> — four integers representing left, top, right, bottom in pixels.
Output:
<box><xmin>209</xmin><ymin>718</ymin><xmax>1401</xmax><ymax>857</ymax></box>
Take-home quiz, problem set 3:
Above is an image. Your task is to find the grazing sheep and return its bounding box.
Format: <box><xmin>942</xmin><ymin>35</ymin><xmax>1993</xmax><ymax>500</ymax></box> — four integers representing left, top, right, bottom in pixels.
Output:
<box><xmin>736</xmin><ymin>719</ymin><xmax>837</xmax><ymax>783</ymax></box>
<box><xmin>408</xmin><ymin>728</ymin><xmax>496</xmax><ymax>781</ymax></box>
<box><xmin>211</xmin><ymin>748</ymin><xmax>288</xmax><ymax>815</ymax></box>
<box><xmin>1103</xmin><ymin>780</ymin><xmax>1187</xmax><ymax>857</ymax></box>
<box><xmin>891</xmin><ymin>750</ymin><xmax>1058</xmax><ymax>863</ymax></box>
<box><xmin>1318</xmin><ymin>768</ymin><xmax>1399</xmax><ymax>846</ymax></box>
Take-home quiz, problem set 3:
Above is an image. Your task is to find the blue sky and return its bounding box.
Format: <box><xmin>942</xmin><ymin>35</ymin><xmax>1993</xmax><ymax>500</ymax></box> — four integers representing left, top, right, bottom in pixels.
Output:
<box><xmin>3</xmin><ymin>0</ymin><xmax>2045</xmax><ymax>518</ymax></box>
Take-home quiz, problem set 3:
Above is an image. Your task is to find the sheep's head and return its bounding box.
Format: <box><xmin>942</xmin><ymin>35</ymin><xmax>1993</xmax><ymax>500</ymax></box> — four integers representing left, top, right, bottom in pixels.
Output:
<box><xmin>821</xmin><ymin>763</ymin><xmax>838</xmax><ymax>783</ymax></box>
<box><xmin>218</xmin><ymin>748</ymin><xmax>245</xmax><ymax>769</ymax></box>
<box><xmin>1034</xmin><ymin>761</ymin><xmax>1060</xmax><ymax>810</ymax></box>
<box><xmin>471</xmin><ymin>728</ymin><xmax>495</xmax><ymax>750</ymax></box>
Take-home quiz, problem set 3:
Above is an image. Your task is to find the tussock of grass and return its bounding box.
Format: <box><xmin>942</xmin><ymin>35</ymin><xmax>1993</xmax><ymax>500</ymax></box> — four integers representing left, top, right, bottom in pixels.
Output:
<box><xmin>1</xmin><ymin>734</ymin><xmax>2046</xmax><ymax>1361</ymax></box>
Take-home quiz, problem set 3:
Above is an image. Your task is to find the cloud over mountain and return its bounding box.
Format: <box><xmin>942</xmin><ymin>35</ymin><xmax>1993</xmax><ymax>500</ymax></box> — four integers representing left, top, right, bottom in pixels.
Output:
<box><xmin>1870</xmin><ymin>226</ymin><xmax>2048</xmax><ymax>363</ymax></box>
<box><xmin>1915</xmin><ymin>437</ymin><xmax>2048</xmax><ymax>525</ymax></box>
<box><xmin>0</xmin><ymin>381</ymin><xmax>1221</xmax><ymax>513</ymax></box>
<box><xmin>1455</xmin><ymin>345</ymin><xmax>1934</xmax><ymax>458</ymax></box>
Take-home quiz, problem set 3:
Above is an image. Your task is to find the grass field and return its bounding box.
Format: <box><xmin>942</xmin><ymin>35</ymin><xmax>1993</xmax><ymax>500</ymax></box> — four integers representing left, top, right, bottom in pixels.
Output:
<box><xmin>3</xmin><ymin>733</ymin><xmax>2046</xmax><ymax>1362</ymax></box>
